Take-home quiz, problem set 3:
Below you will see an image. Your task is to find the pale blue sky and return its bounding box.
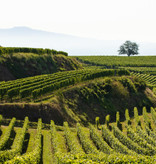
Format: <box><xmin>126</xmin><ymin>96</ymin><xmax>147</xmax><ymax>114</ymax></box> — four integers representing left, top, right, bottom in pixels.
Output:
<box><xmin>1</xmin><ymin>0</ymin><xmax>156</xmax><ymax>42</ymax></box>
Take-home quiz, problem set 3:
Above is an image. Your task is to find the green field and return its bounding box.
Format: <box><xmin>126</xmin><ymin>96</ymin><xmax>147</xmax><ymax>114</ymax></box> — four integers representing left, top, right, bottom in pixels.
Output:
<box><xmin>75</xmin><ymin>56</ymin><xmax>156</xmax><ymax>67</ymax></box>
<box><xmin>75</xmin><ymin>56</ymin><xmax>156</xmax><ymax>75</ymax></box>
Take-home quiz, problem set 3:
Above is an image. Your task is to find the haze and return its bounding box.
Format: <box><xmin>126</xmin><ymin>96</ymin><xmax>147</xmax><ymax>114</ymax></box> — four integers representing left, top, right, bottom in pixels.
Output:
<box><xmin>1</xmin><ymin>0</ymin><xmax>156</xmax><ymax>43</ymax></box>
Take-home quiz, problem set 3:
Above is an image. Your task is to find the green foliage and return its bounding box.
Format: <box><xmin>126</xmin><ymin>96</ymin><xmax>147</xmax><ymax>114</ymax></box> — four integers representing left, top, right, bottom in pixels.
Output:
<box><xmin>102</xmin><ymin>125</ymin><xmax>134</xmax><ymax>155</ymax></box>
<box><xmin>64</xmin><ymin>122</ymin><xmax>84</xmax><ymax>154</ymax></box>
<box><xmin>151</xmin><ymin>107</ymin><xmax>156</xmax><ymax>125</ymax></box>
<box><xmin>119</xmin><ymin>77</ymin><xmax>137</xmax><ymax>93</ymax></box>
<box><xmin>0</xmin><ymin>69</ymin><xmax>129</xmax><ymax>101</ymax></box>
<box><xmin>50</xmin><ymin>120</ymin><xmax>64</xmax><ymax>163</ymax></box>
<box><xmin>0</xmin><ymin>118</ymin><xmax>16</xmax><ymax>150</ymax></box>
<box><xmin>116</xmin><ymin>111</ymin><xmax>122</xmax><ymax>130</ymax></box>
<box><xmin>143</xmin><ymin>107</ymin><xmax>151</xmax><ymax>128</ymax></box>
<box><xmin>55</xmin><ymin>153</ymin><xmax>155</xmax><ymax>164</ymax></box>
<box><xmin>118</xmin><ymin>40</ymin><xmax>139</xmax><ymax>57</ymax></box>
<box><xmin>126</xmin><ymin>126</ymin><xmax>156</xmax><ymax>155</ymax></box>
<box><xmin>145</xmin><ymin>125</ymin><xmax>156</xmax><ymax>141</ymax></box>
<box><xmin>112</xmin><ymin>125</ymin><xmax>149</xmax><ymax>155</ymax></box>
<box><xmin>0</xmin><ymin>47</ymin><xmax>68</xmax><ymax>56</ymax></box>
<box><xmin>134</xmin><ymin>107</ymin><xmax>141</xmax><ymax>126</ymax></box>
<box><xmin>76</xmin><ymin>56</ymin><xmax>156</xmax><ymax>67</ymax></box>
<box><xmin>76</xmin><ymin>123</ymin><xmax>99</xmax><ymax>154</ymax></box>
<box><xmin>89</xmin><ymin>124</ymin><xmax>113</xmax><ymax>154</ymax></box>
<box><xmin>131</xmin><ymin>72</ymin><xmax>154</xmax><ymax>88</ymax></box>
<box><xmin>5</xmin><ymin>119</ymin><xmax>42</xmax><ymax>164</ymax></box>
<box><xmin>125</xmin><ymin>109</ymin><xmax>131</xmax><ymax>125</ymax></box>
<box><xmin>0</xmin><ymin>110</ymin><xmax>155</xmax><ymax>163</ymax></box>
<box><xmin>0</xmin><ymin>53</ymin><xmax>83</xmax><ymax>81</ymax></box>
<box><xmin>135</xmin><ymin>126</ymin><xmax>156</xmax><ymax>147</ymax></box>
<box><xmin>95</xmin><ymin>117</ymin><xmax>100</xmax><ymax>129</ymax></box>
<box><xmin>126</xmin><ymin>67</ymin><xmax>156</xmax><ymax>75</ymax></box>
<box><xmin>105</xmin><ymin>115</ymin><xmax>110</xmax><ymax>128</ymax></box>
<box><xmin>7</xmin><ymin>88</ymin><xmax>19</xmax><ymax>100</ymax></box>
<box><xmin>0</xmin><ymin>115</ymin><xmax>3</xmax><ymax>126</ymax></box>
<box><xmin>0</xmin><ymin>117</ymin><xmax>29</xmax><ymax>162</ymax></box>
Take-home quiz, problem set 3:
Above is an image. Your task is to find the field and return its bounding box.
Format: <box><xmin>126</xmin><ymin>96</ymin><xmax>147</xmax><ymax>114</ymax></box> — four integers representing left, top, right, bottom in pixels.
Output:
<box><xmin>75</xmin><ymin>56</ymin><xmax>156</xmax><ymax>75</ymax></box>
<box><xmin>0</xmin><ymin>48</ymin><xmax>156</xmax><ymax>163</ymax></box>
<box><xmin>0</xmin><ymin>107</ymin><xmax>155</xmax><ymax>163</ymax></box>
<box><xmin>75</xmin><ymin>56</ymin><xmax>156</xmax><ymax>67</ymax></box>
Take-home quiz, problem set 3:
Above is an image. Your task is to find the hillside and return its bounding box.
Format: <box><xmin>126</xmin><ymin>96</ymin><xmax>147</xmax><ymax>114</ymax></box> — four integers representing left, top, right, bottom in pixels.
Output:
<box><xmin>0</xmin><ymin>53</ymin><xmax>156</xmax><ymax>163</ymax></box>
<box><xmin>0</xmin><ymin>54</ymin><xmax>156</xmax><ymax>125</ymax></box>
<box><xmin>0</xmin><ymin>51</ymin><xmax>82</xmax><ymax>81</ymax></box>
<box><xmin>0</xmin><ymin>75</ymin><xmax>156</xmax><ymax>125</ymax></box>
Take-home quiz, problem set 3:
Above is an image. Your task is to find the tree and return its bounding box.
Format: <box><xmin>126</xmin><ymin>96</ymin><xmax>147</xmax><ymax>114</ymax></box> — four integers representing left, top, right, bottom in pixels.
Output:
<box><xmin>118</xmin><ymin>40</ymin><xmax>139</xmax><ymax>57</ymax></box>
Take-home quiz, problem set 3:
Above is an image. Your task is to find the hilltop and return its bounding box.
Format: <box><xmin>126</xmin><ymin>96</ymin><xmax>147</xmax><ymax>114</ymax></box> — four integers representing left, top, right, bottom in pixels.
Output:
<box><xmin>0</xmin><ymin>47</ymin><xmax>82</xmax><ymax>81</ymax></box>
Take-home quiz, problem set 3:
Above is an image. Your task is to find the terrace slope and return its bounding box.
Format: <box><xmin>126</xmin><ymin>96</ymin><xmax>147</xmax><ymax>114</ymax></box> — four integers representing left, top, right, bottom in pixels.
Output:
<box><xmin>0</xmin><ymin>76</ymin><xmax>156</xmax><ymax>125</ymax></box>
<box><xmin>0</xmin><ymin>53</ymin><xmax>82</xmax><ymax>81</ymax></box>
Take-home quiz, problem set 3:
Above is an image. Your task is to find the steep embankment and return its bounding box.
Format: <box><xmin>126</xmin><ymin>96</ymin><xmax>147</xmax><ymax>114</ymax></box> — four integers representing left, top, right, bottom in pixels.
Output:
<box><xmin>0</xmin><ymin>53</ymin><xmax>82</xmax><ymax>81</ymax></box>
<box><xmin>54</xmin><ymin>76</ymin><xmax>156</xmax><ymax>125</ymax></box>
<box><xmin>0</xmin><ymin>76</ymin><xmax>156</xmax><ymax>125</ymax></box>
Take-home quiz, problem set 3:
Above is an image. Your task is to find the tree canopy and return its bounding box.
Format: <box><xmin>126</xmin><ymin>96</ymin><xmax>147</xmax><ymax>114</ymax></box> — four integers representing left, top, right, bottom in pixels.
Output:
<box><xmin>118</xmin><ymin>41</ymin><xmax>139</xmax><ymax>57</ymax></box>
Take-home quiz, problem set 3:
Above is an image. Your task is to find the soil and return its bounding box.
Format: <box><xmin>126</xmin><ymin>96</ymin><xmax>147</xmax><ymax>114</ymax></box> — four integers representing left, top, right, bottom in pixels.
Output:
<box><xmin>0</xmin><ymin>64</ymin><xmax>15</xmax><ymax>81</ymax></box>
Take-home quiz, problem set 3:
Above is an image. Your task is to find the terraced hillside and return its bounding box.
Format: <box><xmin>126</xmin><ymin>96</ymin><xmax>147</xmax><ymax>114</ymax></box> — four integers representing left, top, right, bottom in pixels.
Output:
<box><xmin>0</xmin><ymin>52</ymin><xmax>156</xmax><ymax>163</ymax></box>
<box><xmin>1</xmin><ymin>70</ymin><xmax>156</xmax><ymax>126</ymax></box>
<box><xmin>0</xmin><ymin>107</ymin><xmax>155</xmax><ymax>163</ymax></box>
<box><xmin>130</xmin><ymin>72</ymin><xmax>156</xmax><ymax>97</ymax></box>
<box><xmin>0</xmin><ymin>69</ymin><xmax>128</xmax><ymax>102</ymax></box>
<box><xmin>0</xmin><ymin>47</ymin><xmax>82</xmax><ymax>81</ymax></box>
<box><xmin>130</xmin><ymin>72</ymin><xmax>156</xmax><ymax>87</ymax></box>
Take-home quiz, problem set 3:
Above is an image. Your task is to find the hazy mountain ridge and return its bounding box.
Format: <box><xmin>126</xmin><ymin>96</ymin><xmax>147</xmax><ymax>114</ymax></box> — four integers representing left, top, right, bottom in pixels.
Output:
<box><xmin>0</xmin><ymin>27</ymin><xmax>156</xmax><ymax>55</ymax></box>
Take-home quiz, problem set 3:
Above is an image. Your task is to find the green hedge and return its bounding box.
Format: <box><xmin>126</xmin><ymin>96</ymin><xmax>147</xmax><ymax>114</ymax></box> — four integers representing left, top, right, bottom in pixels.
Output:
<box><xmin>0</xmin><ymin>47</ymin><xmax>68</xmax><ymax>56</ymax></box>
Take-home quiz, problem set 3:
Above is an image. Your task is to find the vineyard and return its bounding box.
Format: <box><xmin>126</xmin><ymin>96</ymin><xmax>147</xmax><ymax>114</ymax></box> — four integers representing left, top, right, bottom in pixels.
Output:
<box><xmin>130</xmin><ymin>72</ymin><xmax>156</xmax><ymax>87</ymax></box>
<box><xmin>75</xmin><ymin>55</ymin><xmax>156</xmax><ymax>98</ymax></box>
<box><xmin>76</xmin><ymin>56</ymin><xmax>156</xmax><ymax>67</ymax></box>
<box><xmin>124</xmin><ymin>67</ymin><xmax>156</xmax><ymax>75</ymax></box>
<box><xmin>75</xmin><ymin>56</ymin><xmax>156</xmax><ymax>75</ymax></box>
<box><xmin>0</xmin><ymin>107</ymin><xmax>155</xmax><ymax>163</ymax></box>
<box><xmin>0</xmin><ymin>69</ymin><xmax>129</xmax><ymax>102</ymax></box>
<box><xmin>0</xmin><ymin>49</ymin><xmax>156</xmax><ymax>163</ymax></box>
<box><xmin>0</xmin><ymin>47</ymin><xmax>68</xmax><ymax>56</ymax></box>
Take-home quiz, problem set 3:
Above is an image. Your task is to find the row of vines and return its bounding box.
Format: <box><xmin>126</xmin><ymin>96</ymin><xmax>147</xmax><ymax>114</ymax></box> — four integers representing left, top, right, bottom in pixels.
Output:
<box><xmin>0</xmin><ymin>47</ymin><xmax>68</xmax><ymax>56</ymax></box>
<box><xmin>0</xmin><ymin>69</ymin><xmax>129</xmax><ymax>101</ymax></box>
<box><xmin>131</xmin><ymin>72</ymin><xmax>156</xmax><ymax>87</ymax></box>
<box><xmin>0</xmin><ymin>106</ymin><xmax>155</xmax><ymax>163</ymax></box>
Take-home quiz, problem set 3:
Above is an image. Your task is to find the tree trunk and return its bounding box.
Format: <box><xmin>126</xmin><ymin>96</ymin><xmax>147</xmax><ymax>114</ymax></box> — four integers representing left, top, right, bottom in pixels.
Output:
<box><xmin>127</xmin><ymin>53</ymin><xmax>130</xmax><ymax>57</ymax></box>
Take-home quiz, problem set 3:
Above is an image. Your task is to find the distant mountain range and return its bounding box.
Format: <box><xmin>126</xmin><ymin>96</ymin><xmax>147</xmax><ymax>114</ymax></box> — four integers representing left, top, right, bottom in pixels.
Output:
<box><xmin>0</xmin><ymin>26</ymin><xmax>156</xmax><ymax>55</ymax></box>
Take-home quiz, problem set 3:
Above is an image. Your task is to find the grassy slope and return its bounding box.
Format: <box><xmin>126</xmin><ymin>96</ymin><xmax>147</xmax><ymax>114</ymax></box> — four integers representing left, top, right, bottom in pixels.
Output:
<box><xmin>0</xmin><ymin>53</ymin><xmax>82</xmax><ymax>81</ymax></box>
<box><xmin>0</xmin><ymin>76</ymin><xmax>156</xmax><ymax>126</ymax></box>
<box><xmin>53</xmin><ymin>76</ymin><xmax>156</xmax><ymax>126</ymax></box>
<box><xmin>0</xmin><ymin>55</ymin><xmax>156</xmax><ymax>126</ymax></box>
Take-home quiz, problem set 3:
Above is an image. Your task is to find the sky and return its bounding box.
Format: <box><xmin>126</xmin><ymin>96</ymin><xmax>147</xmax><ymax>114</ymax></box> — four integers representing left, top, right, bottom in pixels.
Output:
<box><xmin>0</xmin><ymin>0</ymin><xmax>156</xmax><ymax>43</ymax></box>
